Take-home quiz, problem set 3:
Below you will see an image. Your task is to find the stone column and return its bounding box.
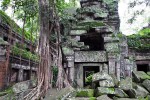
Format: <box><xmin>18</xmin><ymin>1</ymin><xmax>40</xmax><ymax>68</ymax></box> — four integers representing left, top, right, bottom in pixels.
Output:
<box><xmin>66</xmin><ymin>55</ymin><xmax>75</xmax><ymax>85</ymax></box>
<box><xmin>18</xmin><ymin>68</ymin><xmax>24</xmax><ymax>82</ymax></box>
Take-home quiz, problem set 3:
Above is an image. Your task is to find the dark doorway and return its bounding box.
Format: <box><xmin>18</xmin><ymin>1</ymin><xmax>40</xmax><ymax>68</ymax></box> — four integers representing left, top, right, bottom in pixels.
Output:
<box><xmin>23</xmin><ymin>70</ymin><xmax>30</xmax><ymax>81</ymax></box>
<box><xmin>137</xmin><ymin>64</ymin><xmax>149</xmax><ymax>73</ymax></box>
<box><xmin>80</xmin><ymin>34</ymin><xmax>104</xmax><ymax>51</ymax></box>
<box><xmin>83</xmin><ymin>66</ymin><xmax>99</xmax><ymax>87</ymax></box>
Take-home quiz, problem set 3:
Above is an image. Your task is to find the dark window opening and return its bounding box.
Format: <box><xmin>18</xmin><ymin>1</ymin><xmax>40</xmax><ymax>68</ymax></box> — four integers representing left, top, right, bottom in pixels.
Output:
<box><xmin>3</xmin><ymin>36</ymin><xmax>8</xmax><ymax>41</ymax></box>
<box><xmin>11</xmin><ymin>68</ymin><xmax>19</xmax><ymax>83</ymax></box>
<box><xmin>80</xmin><ymin>34</ymin><xmax>104</xmax><ymax>51</ymax></box>
<box><xmin>137</xmin><ymin>64</ymin><xmax>149</xmax><ymax>73</ymax></box>
<box><xmin>23</xmin><ymin>70</ymin><xmax>30</xmax><ymax>81</ymax></box>
<box><xmin>83</xmin><ymin>66</ymin><xmax>99</xmax><ymax>87</ymax></box>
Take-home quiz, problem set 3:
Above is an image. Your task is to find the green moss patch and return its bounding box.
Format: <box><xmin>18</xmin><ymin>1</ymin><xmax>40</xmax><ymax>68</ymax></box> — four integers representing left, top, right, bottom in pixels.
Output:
<box><xmin>76</xmin><ymin>89</ymin><xmax>94</xmax><ymax>97</ymax></box>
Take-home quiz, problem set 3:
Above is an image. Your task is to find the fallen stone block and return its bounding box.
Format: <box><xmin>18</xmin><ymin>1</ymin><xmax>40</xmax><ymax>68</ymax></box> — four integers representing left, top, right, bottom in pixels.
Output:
<box><xmin>119</xmin><ymin>77</ymin><xmax>132</xmax><ymax>90</ymax></box>
<box><xmin>132</xmin><ymin>71</ymin><xmax>150</xmax><ymax>82</ymax></box>
<box><xmin>142</xmin><ymin>79</ymin><xmax>150</xmax><ymax>92</ymax></box>
<box><xmin>115</xmin><ymin>88</ymin><xmax>128</xmax><ymax>98</ymax></box>
<box><xmin>96</xmin><ymin>87</ymin><xmax>115</xmax><ymax>96</ymax></box>
<box><xmin>76</xmin><ymin>89</ymin><xmax>94</xmax><ymax>97</ymax></box>
<box><xmin>97</xmin><ymin>95</ymin><xmax>112</xmax><ymax>100</ymax></box>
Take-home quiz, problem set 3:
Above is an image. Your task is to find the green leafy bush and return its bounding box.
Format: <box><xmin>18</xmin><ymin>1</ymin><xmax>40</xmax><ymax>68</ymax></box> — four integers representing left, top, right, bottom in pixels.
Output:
<box><xmin>127</xmin><ymin>28</ymin><xmax>150</xmax><ymax>51</ymax></box>
<box><xmin>0</xmin><ymin>10</ymin><xmax>35</xmax><ymax>41</ymax></box>
<box><xmin>12</xmin><ymin>46</ymin><xmax>39</xmax><ymax>62</ymax></box>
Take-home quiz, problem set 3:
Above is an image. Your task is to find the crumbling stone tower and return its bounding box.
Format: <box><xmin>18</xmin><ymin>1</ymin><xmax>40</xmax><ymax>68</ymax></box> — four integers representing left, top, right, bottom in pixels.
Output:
<box><xmin>62</xmin><ymin>0</ymin><xmax>136</xmax><ymax>87</ymax></box>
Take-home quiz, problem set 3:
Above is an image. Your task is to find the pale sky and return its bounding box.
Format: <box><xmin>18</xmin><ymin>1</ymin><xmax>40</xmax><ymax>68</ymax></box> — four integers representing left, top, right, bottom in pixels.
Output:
<box><xmin>0</xmin><ymin>0</ymin><xmax>150</xmax><ymax>35</ymax></box>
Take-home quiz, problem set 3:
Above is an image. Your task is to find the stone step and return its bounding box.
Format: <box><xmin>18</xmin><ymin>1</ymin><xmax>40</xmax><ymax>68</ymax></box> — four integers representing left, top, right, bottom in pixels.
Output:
<box><xmin>70</xmin><ymin>30</ymin><xmax>87</xmax><ymax>36</ymax></box>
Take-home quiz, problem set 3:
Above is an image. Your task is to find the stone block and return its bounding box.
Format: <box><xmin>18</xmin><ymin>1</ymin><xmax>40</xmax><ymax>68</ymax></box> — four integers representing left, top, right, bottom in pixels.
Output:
<box><xmin>105</xmin><ymin>42</ymin><xmax>119</xmax><ymax>52</ymax></box>
<box><xmin>12</xmin><ymin>80</ymin><xmax>31</xmax><ymax>93</ymax></box>
<box><xmin>70</xmin><ymin>30</ymin><xmax>87</xmax><ymax>35</ymax></box>
<box><xmin>115</xmin><ymin>88</ymin><xmax>129</xmax><ymax>98</ymax></box>
<box><xmin>142</xmin><ymin>79</ymin><xmax>150</xmax><ymax>92</ymax></box>
<box><xmin>92</xmin><ymin>72</ymin><xmax>113</xmax><ymax>84</ymax></box>
<box><xmin>119</xmin><ymin>77</ymin><xmax>132</xmax><ymax>90</ymax></box>
<box><xmin>132</xmin><ymin>71</ymin><xmax>150</xmax><ymax>82</ymax></box>
<box><xmin>76</xmin><ymin>89</ymin><xmax>94</xmax><ymax>97</ymax></box>
<box><xmin>75</xmin><ymin>51</ymin><xmax>107</xmax><ymax>62</ymax></box>
<box><xmin>97</xmin><ymin>95</ymin><xmax>112</xmax><ymax>100</ymax></box>
<box><xmin>96</xmin><ymin>87</ymin><xmax>115</xmax><ymax>96</ymax></box>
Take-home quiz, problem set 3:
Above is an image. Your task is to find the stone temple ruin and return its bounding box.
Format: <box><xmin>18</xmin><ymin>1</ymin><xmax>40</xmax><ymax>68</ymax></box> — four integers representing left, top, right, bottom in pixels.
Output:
<box><xmin>0</xmin><ymin>12</ymin><xmax>38</xmax><ymax>90</ymax></box>
<box><xmin>0</xmin><ymin>0</ymin><xmax>150</xmax><ymax>99</ymax></box>
<box><xmin>62</xmin><ymin>0</ymin><xmax>136</xmax><ymax>88</ymax></box>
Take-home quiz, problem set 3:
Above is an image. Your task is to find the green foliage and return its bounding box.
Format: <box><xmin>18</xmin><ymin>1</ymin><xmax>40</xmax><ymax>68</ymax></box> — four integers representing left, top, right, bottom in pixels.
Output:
<box><xmin>127</xmin><ymin>28</ymin><xmax>150</xmax><ymax>51</ymax></box>
<box><xmin>0</xmin><ymin>86</ymin><xmax>14</xmax><ymax>96</ymax></box>
<box><xmin>52</xmin><ymin>66</ymin><xmax>58</xmax><ymax>87</ymax></box>
<box><xmin>0</xmin><ymin>10</ymin><xmax>35</xmax><ymax>41</ymax></box>
<box><xmin>12</xmin><ymin>45</ymin><xmax>39</xmax><ymax>62</ymax></box>
<box><xmin>85</xmin><ymin>74</ymin><xmax>93</xmax><ymax>83</ymax></box>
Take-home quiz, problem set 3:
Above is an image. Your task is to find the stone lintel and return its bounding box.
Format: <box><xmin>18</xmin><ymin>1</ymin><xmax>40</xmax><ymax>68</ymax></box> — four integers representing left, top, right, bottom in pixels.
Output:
<box><xmin>104</xmin><ymin>37</ymin><xmax>119</xmax><ymax>43</ymax></box>
<box><xmin>75</xmin><ymin>51</ymin><xmax>107</xmax><ymax>62</ymax></box>
<box><xmin>11</xmin><ymin>63</ymin><xmax>37</xmax><ymax>71</ymax></box>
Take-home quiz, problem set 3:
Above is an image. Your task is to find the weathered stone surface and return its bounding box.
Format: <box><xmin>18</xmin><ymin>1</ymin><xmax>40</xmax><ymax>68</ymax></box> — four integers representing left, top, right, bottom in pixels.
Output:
<box><xmin>117</xmin><ymin>98</ymin><xmax>138</xmax><ymax>100</ymax></box>
<box><xmin>96</xmin><ymin>87</ymin><xmax>115</xmax><ymax>96</ymax></box>
<box><xmin>135</xmin><ymin>84</ymin><xmax>149</xmax><ymax>98</ymax></box>
<box><xmin>47</xmin><ymin>86</ymin><xmax>75</xmax><ymax>100</ymax></box>
<box><xmin>12</xmin><ymin>81</ymin><xmax>31</xmax><ymax>93</ymax></box>
<box><xmin>147</xmin><ymin>72</ymin><xmax>150</xmax><ymax>76</ymax></box>
<box><xmin>70</xmin><ymin>30</ymin><xmax>87</xmax><ymax>35</ymax></box>
<box><xmin>142</xmin><ymin>79</ymin><xmax>150</xmax><ymax>92</ymax></box>
<box><xmin>132</xmin><ymin>71</ymin><xmax>150</xmax><ymax>82</ymax></box>
<box><xmin>76</xmin><ymin>89</ymin><xmax>94</xmax><ymax>97</ymax></box>
<box><xmin>92</xmin><ymin>72</ymin><xmax>114</xmax><ymax>88</ymax></box>
<box><xmin>104</xmin><ymin>37</ymin><xmax>119</xmax><ymax>43</ymax></box>
<box><xmin>62</xmin><ymin>47</ymin><xmax>74</xmax><ymax>55</ymax></box>
<box><xmin>119</xmin><ymin>77</ymin><xmax>132</xmax><ymax>90</ymax></box>
<box><xmin>105</xmin><ymin>42</ymin><xmax>119</xmax><ymax>52</ymax></box>
<box><xmin>75</xmin><ymin>51</ymin><xmax>107</xmax><ymax>62</ymax></box>
<box><xmin>115</xmin><ymin>88</ymin><xmax>129</xmax><ymax>98</ymax></box>
<box><xmin>99</xmin><ymin>79</ymin><xmax>115</xmax><ymax>87</ymax></box>
<box><xmin>128</xmin><ymin>83</ymin><xmax>149</xmax><ymax>98</ymax></box>
<box><xmin>77</xmin><ymin>19</ymin><xmax>105</xmax><ymax>28</ymax></box>
<box><xmin>66</xmin><ymin>97</ymin><xmax>95</xmax><ymax>100</ymax></box>
<box><xmin>127</xmin><ymin>89</ymin><xmax>136</xmax><ymax>98</ymax></box>
<box><xmin>97</xmin><ymin>95</ymin><xmax>112</xmax><ymax>100</ymax></box>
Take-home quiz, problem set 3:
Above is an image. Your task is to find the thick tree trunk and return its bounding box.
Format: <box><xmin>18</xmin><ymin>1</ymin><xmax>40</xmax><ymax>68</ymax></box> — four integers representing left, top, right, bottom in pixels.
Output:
<box><xmin>37</xmin><ymin>0</ymin><xmax>53</xmax><ymax>97</ymax></box>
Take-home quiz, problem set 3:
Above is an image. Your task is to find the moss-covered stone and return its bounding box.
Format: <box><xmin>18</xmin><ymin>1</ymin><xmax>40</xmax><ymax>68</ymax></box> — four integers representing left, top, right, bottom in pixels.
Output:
<box><xmin>76</xmin><ymin>89</ymin><xmax>94</xmax><ymax>97</ymax></box>
<box><xmin>97</xmin><ymin>95</ymin><xmax>112</xmax><ymax>100</ymax></box>
<box><xmin>105</xmin><ymin>42</ymin><xmax>119</xmax><ymax>53</ymax></box>
<box><xmin>119</xmin><ymin>77</ymin><xmax>132</xmax><ymax>91</ymax></box>
<box><xmin>96</xmin><ymin>87</ymin><xmax>115</xmax><ymax>96</ymax></box>
<box><xmin>147</xmin><ymin>72</ymin><xmax>150</xmax><ymax>76</ymax></box>
<box><xmin>142</xmin><ymin>79</ymin><xmax>150</xmax><ymax>92</ymax></box>
<box><xmin>77</xmin><ymin>19</ymin><xmax>105</xmax><ymax>29</ymax></box>
<box><xmin>132</xmin><ymin>71</ymin><xmax>150</xmax><ymax>82</ymax></box>
<box><xmin>115</xmin><ymin>88</ymin><xmax>129</xmax><ymax>98</ymax></box>
<box><xmin>76</xmin><ymin>6</ymin><xmax>108</xmax><ymax>18</ymax></box>
<box><xmin>62</xmin><ymin>47</ymin><xmax>74</xmax><ymax>55</ymax></box>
